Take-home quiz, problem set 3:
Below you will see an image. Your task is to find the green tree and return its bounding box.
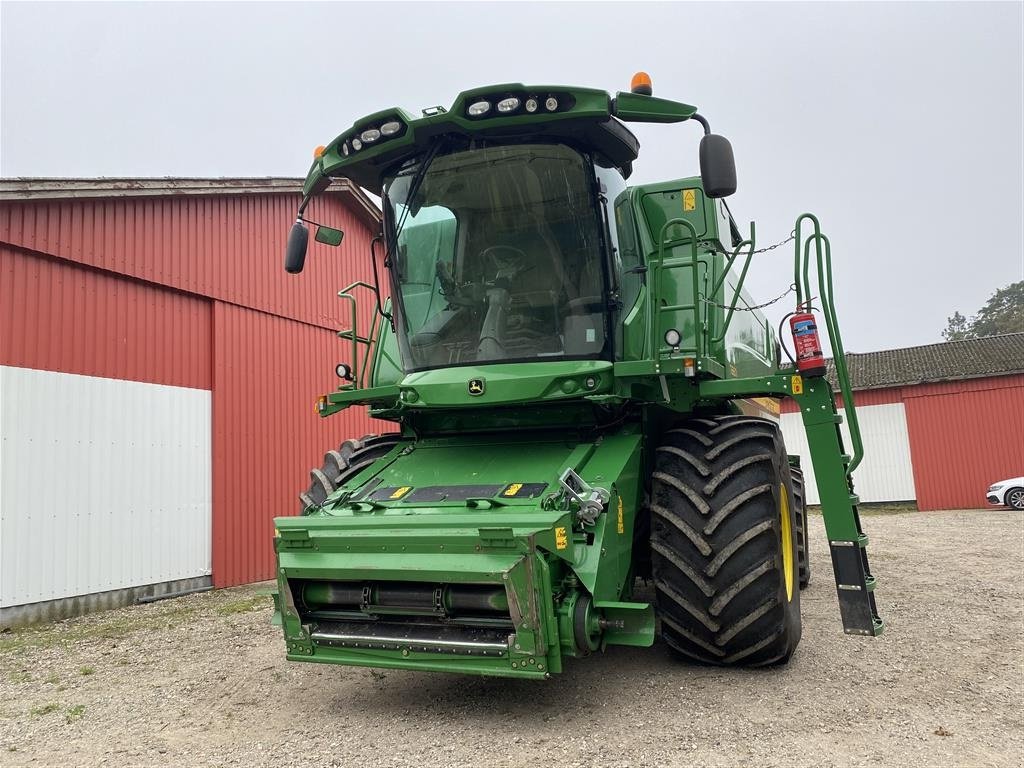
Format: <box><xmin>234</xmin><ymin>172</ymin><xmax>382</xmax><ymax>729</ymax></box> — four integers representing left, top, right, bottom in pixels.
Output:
<box><xmin>943</xmin><ymin>281</ymin><xmax>1024</xmax><ymax>340</ymax></box>
<box><xmin>942</xmin><ymin>311</ymin><xmax>971</xmax><ymax>341</ymax></box>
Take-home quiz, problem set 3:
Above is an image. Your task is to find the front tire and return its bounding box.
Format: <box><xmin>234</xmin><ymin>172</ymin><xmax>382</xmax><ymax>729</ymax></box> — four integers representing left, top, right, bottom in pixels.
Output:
<box><xmin>299</xmin><ymin>433</ymin><xmax>401</xmax><ymax>511</ymax></box>
<box><xmin>1006</xmin><ymin>487</ymin><xmax>1024</xmax><ymax>511</ymax></box>
<box><xmin>650</xmin><ymin>415</ymin><xmax>802</xmax><ymax>666</ymax></box>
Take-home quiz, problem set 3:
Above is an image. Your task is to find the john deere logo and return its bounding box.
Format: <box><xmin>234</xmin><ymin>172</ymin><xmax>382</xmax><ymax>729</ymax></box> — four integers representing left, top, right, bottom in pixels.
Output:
<box><xmin>468</xmin><ymin>378</ymin><xmax>485</xmax><ymax>396</ymax></box>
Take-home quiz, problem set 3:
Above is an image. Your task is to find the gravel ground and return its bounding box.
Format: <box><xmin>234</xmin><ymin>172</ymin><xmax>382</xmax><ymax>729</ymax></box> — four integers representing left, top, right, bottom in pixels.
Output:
<box><xmin>1</xmin><ymin>509</ymin><xmax>1021</xmax><ymax>768</ymax></box>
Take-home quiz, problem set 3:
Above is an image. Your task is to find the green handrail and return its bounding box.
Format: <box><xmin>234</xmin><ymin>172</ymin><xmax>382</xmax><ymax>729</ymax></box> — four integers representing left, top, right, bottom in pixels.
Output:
<box><xmin>710</xmin><ymin>223</ymin><xmax>756</xmax><ymax>345</ymax></box>
<box><xmin>654</xmin><ymin>218</ymin><xmax>700</xmax><ymax>359</ymax></box>
<box><xmin>337</xmin><ymin>281</ymin><xmax>380</xmax><ymax>389</ymax></box>
<box><xmin>793</xmin><ymin>214</ymin><xmax>864</xmax><ymax>474</ymax></box>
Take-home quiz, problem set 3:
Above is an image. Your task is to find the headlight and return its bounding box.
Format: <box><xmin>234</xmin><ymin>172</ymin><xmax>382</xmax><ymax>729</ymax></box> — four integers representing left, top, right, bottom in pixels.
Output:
<box><xmin>497</xmin><ymin>97</ymin><xmax>520</xmax><ymax>113</ymax></box>
<box><xmin>351</xmin><ymin>138</ymin><xmax>363</xmax><ymax>151</ymax></box>
<box><xmin>380</xmin><ymin>120</ymin><xmax>402</xmax><ymax>136</ymax></box>
<box><xmin>467</xmin><ymin>100</ymin><xmax>491</xmax><ymax>117</ymax></box>
<box><xmin>524</xmin><ymin>98</ymin><xmax>538</xmax><ymax>113</ymax></box>
<box><xmin>544</xmin><ymin>96</ymin><xmax>559</xmax><ymax>112</ymax></box>
<box><xmin>360</xmin><ymin>128</ymin><xmax>381</xmax><ymax>143</ymax></box>
<box><xmin>988</xmin><ymin>484</ymin><xmax>1003</xmax><ymax>492</ymax></box>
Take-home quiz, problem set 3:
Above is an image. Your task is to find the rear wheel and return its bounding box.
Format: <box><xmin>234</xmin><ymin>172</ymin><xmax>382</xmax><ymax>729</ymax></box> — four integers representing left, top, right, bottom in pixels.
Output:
<box><xmin>650</xmin><ymin>415</ymin><xmax>801</xmax><ymax>666</ymax></box>
<box><xmin>299</xmin><ymin>434</ymin><xmax>402</xmax><ymax>511</ymax></box>
<box><xmin>790</xmin><ymin>464</ymin><xmax>811</xmax><ymax>589</ymax></box>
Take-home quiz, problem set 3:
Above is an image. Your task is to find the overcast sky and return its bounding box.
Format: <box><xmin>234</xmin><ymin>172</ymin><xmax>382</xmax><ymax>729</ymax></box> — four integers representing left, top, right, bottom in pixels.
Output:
<box><xmin>2</xmin><ymin>1</ymin><xmax>1021</xmax><ymax>352</ymax></box>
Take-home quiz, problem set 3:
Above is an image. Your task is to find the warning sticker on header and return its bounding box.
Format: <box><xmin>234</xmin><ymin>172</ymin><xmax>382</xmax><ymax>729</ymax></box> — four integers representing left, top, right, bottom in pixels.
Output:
<box><xmin>683</xmin><ymin>189</ymin><xmax>697</xmax><ymax>211</ymax></box>
<box><xmin>554</xmin><ymin>527</ymin><xmax>569</xmax><ymax>550</ymax></box>
<box><xmin>499</xmin><ymin>482</ymin><xmax>548</xmax><ymax>499</ymax></box>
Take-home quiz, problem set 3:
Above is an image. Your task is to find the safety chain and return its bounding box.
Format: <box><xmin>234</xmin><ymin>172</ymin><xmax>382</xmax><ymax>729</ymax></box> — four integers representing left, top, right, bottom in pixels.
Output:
<box><xmin>698</xmin><ymin>230</ymin><xmax>798</xmax><ymax>312</ymax></box>
<box><xmin>702</xmin><ymin>282</ymin><xmax>797</xmax><ymax>312</ymax></box>
<box><xmin>705</xmin><ymin>230</ymin><xmax>796</xmax><ymax>256</ymax></box>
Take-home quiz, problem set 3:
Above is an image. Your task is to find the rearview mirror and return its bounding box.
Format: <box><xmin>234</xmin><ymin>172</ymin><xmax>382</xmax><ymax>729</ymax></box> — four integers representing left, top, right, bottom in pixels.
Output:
<box><xmin>315</xmin><ymin>226</ymin><xmax>344</xmax><ymax>247</ymax></box>
<box><xmin>284</xmin><ymin>221</ymin><xmax>309</xmax><ymax>274</ymax></box>
<box><xmin>699</xmin><ymin>134</ymin><xmax>737</xmax><ymax>198</ymax></box>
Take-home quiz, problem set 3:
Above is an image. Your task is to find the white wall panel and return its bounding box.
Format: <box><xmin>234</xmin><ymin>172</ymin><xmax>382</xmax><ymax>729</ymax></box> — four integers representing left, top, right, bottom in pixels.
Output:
<box><xmin>0</xmin><ymin>366</ymin><xmax>211</xmax><ymax>607</ymax></box>
<box><xmin>781</xmin><ymin>401</ymin><xmax>916</xmax><ymax>504</ymax></box>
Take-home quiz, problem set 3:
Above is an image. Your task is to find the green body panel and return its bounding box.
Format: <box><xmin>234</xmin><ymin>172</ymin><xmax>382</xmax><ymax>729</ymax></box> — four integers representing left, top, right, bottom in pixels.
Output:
<box><xmin>279</xmin><ymin>81</ymin><xmax>882</xmax><ymax>678</ymax></box>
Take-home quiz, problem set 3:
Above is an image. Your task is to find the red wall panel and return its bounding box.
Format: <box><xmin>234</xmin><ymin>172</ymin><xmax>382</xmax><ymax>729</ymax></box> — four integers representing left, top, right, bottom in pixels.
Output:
<box><xmin>1</xmin><ymin>245</ymin><xmax>211</xmax><ymax>389</ymax></box>
<box><xmin>0</xmin><ymin>193</ymin><xmax>376</xmax><ymax>333</ymax></box>
<box><xmin>903</xmin><ymin>375</ymin><xmax>1024</xmax><ymax>511</ymax></box>
<box><xmin>211</xmin><ymin>302</ymin><xmax>386</xmax><ymax>587</ymax></box>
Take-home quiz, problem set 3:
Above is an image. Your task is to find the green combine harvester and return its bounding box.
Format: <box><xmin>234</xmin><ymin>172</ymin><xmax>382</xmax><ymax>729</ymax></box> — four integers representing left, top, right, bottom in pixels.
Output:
<box><xmin>275</xmin><ymin>75</ymin><xmax>883</xmax><ymax>678</ymax></box>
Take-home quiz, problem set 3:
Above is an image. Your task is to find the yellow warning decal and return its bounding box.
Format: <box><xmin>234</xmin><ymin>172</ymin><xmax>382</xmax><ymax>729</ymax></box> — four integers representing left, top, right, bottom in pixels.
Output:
<box><xmin>390</xmin><ymin>486</ymin><xmax>412</xmax><ymax>499</ymax></box>
<box><xmin>555</xmin><ymin>526</ymin><xmax>568</xmax><ymax>550</ymax></box>
<box><xmin>504</xmin><ymin>483</ymin><xmax>523</xmax><ymax>497</ymax></box>
<box><xmin>791</xmin><ymin>375</ymin><xmax>803</xmax><ymax>395</ymax></box>
<box><xmin>683</xmin><ymin>189</ymin><xmax>697</xmax><ymax>211</ymax></box>
<box><xmin>616</xmin><ymin>497</ymin><xmax>625</xmax><ymax>535</ymax></box>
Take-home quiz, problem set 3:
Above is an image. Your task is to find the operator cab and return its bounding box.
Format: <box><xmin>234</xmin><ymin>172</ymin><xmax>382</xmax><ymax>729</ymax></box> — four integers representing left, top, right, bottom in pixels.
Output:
<box><xmin>385</xmin><ymin>142</ymin><xmax>617</xmax><ymax>372</ymax></box>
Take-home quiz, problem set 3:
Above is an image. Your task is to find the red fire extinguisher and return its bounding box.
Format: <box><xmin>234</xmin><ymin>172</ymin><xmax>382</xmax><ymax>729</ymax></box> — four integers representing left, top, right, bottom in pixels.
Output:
<box><xmin>789</xmin><ymin>304</ymin><xmax>827</xmax><ymax>378</ymax></box>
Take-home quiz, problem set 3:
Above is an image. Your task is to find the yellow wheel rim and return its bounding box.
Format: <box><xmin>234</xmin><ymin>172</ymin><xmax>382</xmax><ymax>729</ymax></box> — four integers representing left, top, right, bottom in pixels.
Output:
<box><xmin>779</xmin><ymin>483</ymin><xmax>795</xmax><ymax>602</ymax></box>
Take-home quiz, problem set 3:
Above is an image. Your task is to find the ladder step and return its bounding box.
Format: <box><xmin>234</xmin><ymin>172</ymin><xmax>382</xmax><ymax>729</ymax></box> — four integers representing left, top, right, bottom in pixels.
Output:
<box><xmin>829</xmin><ymin>540</ymin><xmax>883</xmax><ymax>637</ymax></box>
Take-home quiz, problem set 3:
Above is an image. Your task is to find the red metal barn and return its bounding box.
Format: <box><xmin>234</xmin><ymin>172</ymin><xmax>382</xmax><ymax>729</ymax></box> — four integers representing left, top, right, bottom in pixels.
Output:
<box><xmin>780</xmin><ymin>334</ymin><xmax>1024</xmax><ymax>510</ymax></box>
<box><xmin>0</xmin><ymin>178</ymin><xmax>383</xmax><ymax>626</ymax></box>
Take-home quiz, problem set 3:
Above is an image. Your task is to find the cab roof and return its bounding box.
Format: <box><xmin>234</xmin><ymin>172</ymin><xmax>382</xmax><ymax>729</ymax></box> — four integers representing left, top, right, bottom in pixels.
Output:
<box><xmin>303</xmin><ymin>83</ymin><xmax>698</xmax><ymax>197</ymax></box>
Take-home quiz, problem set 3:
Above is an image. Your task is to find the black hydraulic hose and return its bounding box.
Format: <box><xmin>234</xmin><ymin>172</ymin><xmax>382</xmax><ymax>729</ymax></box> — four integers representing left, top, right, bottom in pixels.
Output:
<box><xmin>778</xmin><ymin>311</ymin><xmax>797</xmax><ymax>366</ymax></box>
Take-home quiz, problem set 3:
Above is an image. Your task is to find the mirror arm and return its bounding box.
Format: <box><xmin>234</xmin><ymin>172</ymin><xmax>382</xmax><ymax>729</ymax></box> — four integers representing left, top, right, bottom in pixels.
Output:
<box><xmin>369</xmin><ymin>235</ymin><xmax>394</xmax><ymax>326</ymax></box>
<box><xmin>691</xmin><ymin>113</ymin><xmax>711</xmax><ymax>136</ymax></box>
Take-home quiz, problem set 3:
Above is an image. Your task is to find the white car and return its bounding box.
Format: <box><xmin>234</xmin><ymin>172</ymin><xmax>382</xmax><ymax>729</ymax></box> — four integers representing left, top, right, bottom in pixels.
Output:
<box><xmin>987</xmin><ymin>477</ymin><xmax>1024</xmax><ymax>510</ymax></box>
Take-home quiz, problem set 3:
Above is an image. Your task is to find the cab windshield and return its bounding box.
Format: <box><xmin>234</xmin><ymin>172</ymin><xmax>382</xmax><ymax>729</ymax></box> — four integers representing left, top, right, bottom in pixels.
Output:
<box><xmin>384</xmin><ymin>143</ymin><xmax>608</xmax><ymax>372</ymax></box>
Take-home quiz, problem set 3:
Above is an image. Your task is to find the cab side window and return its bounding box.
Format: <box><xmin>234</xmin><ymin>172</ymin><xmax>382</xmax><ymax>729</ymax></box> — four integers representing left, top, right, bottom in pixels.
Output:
<box><xmin>614</xmin><ymin>194</ymin><xmax>643</xmax><ymax>315</ymax></box>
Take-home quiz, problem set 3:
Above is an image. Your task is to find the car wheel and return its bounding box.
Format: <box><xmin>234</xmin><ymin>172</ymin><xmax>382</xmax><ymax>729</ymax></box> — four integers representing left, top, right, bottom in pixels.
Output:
<box><xmin>1006</xmin><ymin>487</ymin><xmax>1024</xmax><ymax>511</ymax></box>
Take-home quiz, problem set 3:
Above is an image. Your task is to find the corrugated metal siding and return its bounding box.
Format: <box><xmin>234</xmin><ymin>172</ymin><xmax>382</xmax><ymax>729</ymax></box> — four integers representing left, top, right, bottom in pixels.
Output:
<box><xmin>779</xmin><ymin>386</ymin><xmax>903</xmax><ymax>413</ymax></box>
<box><xmin>903</xmin><ymin>375</ymin><xmax>1024</xmax><ymax>510</ymax></box>
<box><xmin>0</xmin><ymin>193</ymin><xmax>376</xmax><ymax>331</ymax></box>
<box><xmin>0</xmin><ymin>246</ymin><xmax>212</xmax><ymax>388</ymax></box>
<box><xmin>0</xmin><ymin>366</ymin><xmax>211</xmax><ymax>606</ymax></box>
<box><xmin>212</xmin><ymin>302</ymin><xmax>384</xmax><ymax>587</ymax></box>
<box><xmin>1</xmin><ymin>189</ymin><xmax>383</xmax><ymax>596</ymax></box>
<box><xmin>781</xmin><ymin>402</ymin><xmax>917</xmax><ymax>504</ymax></box>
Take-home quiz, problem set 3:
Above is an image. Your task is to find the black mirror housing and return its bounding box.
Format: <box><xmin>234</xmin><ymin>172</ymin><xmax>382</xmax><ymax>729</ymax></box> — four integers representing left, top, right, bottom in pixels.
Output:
<box><xmin>699</xmin><ymin>134</ymin><xmax>737</xmax><ymax>198</ymax></box>
<box><xmin>284</xmin><ymin>221</ymin><xmax>309</xmax><ymax>273</ymax></box>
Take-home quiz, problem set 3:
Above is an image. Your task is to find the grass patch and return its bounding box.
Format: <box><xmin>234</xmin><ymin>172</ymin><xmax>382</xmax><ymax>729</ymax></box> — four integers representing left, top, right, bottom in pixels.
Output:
<box><xmin>64</xmin><ymin>704</ymin><xmax>85</xmax><ymax>723</ymax></box>
<box><xmin>215</xmin><ymin>595</ymin><xmax>269</xmax><ymax>616</ymax></box>
<box><xmin>7</xmin><ymin>671</ymin><xmax>31</xmax><ymax>684</ymax></box>
<box><xmin>30</xmin><ymin>703</ymin><xmax>59</xmax><ymax>717</ymax></box>
<box><xmin>0</xmin><ymin>603</ymin><xmax>200</xmax><ymax>655</ymax></box>
<box><xmin>79</xmin><ymin>666</ymin><xmax>95</xmax><ymax>676</ymax></box>
<box><xmin>0</xmin><ymin>584</ymin><xmax>272</xmax><ymax>655</ymax></box>
<box><xmin>44</xmin><ymin>673</ymin><xmax>60</xmax><ymax>685</ymax></box>
<box><xmin>808</xmin><ymin>502</ymin><xmax>918</xmax><ymax>517</ymax></box>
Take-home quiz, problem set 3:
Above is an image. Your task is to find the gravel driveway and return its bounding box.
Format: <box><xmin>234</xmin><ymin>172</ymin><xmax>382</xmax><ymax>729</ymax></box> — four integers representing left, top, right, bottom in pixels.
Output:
<box><xmin>1</xmin><ymin>509</ymin><xmax>1021</xmax><ymax>767</ymax></box>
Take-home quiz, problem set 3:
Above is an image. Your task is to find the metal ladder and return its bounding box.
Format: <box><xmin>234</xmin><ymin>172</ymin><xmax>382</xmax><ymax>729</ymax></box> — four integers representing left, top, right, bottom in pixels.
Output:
<box><xmin>792</xmin><ymin>215</ymin><xmax>883</xmax><ymax>636</ymax></box>
<box><xmin>336</xmin><ymin>281</ymin><xmax>381</xmax><ymax>389</ymax></box>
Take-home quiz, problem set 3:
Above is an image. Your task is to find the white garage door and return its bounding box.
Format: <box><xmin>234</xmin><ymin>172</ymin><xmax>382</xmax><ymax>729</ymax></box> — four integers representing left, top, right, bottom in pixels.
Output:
<box><xmin>781</xmin><ymin>401</ymin><xmax>916</xmax><ymax>504</ymax></box>
<box><xmin>0</xmin><ymin>366</ymin><xmax>212</xmax><ymax>607</ymax></box>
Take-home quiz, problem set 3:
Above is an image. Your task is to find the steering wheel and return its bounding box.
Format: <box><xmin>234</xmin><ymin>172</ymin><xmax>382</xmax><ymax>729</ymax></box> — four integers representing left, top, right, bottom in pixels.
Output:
<box><xmin>480</xmin><ymin>245</ymin><xmax>529</xmax><ymax>283</ymax></box>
